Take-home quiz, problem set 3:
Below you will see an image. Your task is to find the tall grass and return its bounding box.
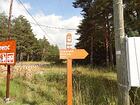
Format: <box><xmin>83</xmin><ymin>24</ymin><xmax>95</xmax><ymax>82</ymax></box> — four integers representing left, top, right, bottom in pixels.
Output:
<box><xmin>0</xmin><ymin>64</ymin><xmax>118</xmax><ymax>105</ymax></box>
<box><xmin>73</xmin><ymin>67</ymin><xmax>117</xmax><ymax>105</ymax></box>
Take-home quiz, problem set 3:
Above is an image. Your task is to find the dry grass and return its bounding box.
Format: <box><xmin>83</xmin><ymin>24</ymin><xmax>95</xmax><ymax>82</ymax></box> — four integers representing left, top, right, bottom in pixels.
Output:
<box><xmin>0</xmin><ymin>62</ymin><xmax>118</xmax><ymax>105</ymax></box>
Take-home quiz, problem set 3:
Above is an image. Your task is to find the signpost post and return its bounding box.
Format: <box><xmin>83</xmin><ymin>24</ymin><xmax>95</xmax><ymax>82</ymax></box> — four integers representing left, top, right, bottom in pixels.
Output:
<box><xmin>5</xmin><ymin>0</ymin><xmax>14</xmax><ymax>102</ymax></box>
<box><xmin>0</xmin><ymin>40</ymin><xmax>16</xmax><ymax>102</ymax></box>
<box><xmin>59</xmin><ymin>33</ymin><xmax>88</xmax><ymax>105</ymax></box>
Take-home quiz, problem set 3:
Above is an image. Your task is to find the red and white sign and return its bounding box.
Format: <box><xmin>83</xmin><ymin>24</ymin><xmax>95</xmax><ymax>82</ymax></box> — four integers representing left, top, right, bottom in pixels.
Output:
<box><xmin>0</xmin><ymin>40</ymin><xmax>16</xmax><ymax>65</ymax></box>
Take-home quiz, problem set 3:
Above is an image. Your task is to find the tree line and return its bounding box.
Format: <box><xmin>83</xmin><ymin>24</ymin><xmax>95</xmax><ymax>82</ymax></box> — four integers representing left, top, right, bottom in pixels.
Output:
<box><xmin>73</xmin><ymin>0</ymin><xmax>140</xmax><ymax>67</ymax></box>
<box><xmin>0</xmin><ymin>13</ymin><xmax>60</xmax><ymax>63</ymax></box>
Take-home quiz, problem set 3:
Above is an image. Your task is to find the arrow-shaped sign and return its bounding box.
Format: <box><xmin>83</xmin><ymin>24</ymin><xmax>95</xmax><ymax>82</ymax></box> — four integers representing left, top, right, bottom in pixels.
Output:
<box><xmin>60</xmin><ymin>33</ymin><xmax>89</xmax><ymax>105</ymax></box>
<box><xmin>71</xmin><ymin>49</ymin><xmax>88</xmax><ymax>59</ymax></box>
<box><xmin>59</xmin><ymin>49</ymin><xmax>88</xmax><ymax>59</ymax></box>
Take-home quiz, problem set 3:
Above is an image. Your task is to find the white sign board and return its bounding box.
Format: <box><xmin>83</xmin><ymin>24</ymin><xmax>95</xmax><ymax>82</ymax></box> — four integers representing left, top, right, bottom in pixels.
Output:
<box><xmin>127</xmin><ymin>37</ymin><xmax>140</xmax><ymax>87</ymax></box>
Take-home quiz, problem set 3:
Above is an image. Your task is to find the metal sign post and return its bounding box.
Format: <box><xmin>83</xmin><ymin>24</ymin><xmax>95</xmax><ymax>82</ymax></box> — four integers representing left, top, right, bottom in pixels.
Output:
<box><xmin>59</xmin><ymin>33</ymin><xmax>88</xmax><ymax>105</ymax></box>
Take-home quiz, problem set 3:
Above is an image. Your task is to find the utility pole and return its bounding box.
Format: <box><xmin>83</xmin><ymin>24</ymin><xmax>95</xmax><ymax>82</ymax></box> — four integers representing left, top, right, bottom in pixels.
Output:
<box><xmin>113</xmin><ymin>0</ymin><xmax>130</xmax><ymax>105</ymax></box>
<box><xmin>8</xmin><ymin>0</ymin><xmax>13</xmax><ymax>39</ymax></box>
<box><xmin>5</xmin><ymin>0</ymin><xmax>14</xmax><ymax>102</ymax></box>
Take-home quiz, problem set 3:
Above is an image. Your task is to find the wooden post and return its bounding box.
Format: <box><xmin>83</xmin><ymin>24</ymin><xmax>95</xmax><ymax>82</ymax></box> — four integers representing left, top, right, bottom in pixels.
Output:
<box><xmin>113</xmin><ymin>0</ymin><xmax>130</xmax><ymax>105</ymax></box>
<box><xmin>6</xmin><ymin>65</ymin><xmax>11</xmax><ymax>99</ymax></box>
<box><xmin>8</xmin><ymin>0</ymin><xmax>13</xmax><ymax>39</ymax></box>
<box><xmin>59</xmin><ymin>33</ymin><xmax>88</xmax><ymax>105</ymax></box>
<box><xmin>5</xmin><ymin>0</ymin><xmax>14</xmax><ymax>101</ymax></box>
<box><xmin>66</xmin><ymin>33</ymin><xmax>72</xmax><ymax>105</ymax></box>
<box><xmin>67</xmin><ymin>59</ymin><xmax>72</xmax><ymax>105</ymax></box>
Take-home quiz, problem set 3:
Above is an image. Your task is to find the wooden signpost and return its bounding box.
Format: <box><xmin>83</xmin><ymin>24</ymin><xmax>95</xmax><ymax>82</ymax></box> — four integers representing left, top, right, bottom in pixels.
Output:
<box><xmin>59</xmin><ymin>33</ymin><xmax>88</xmax><ymax>105</ymax></box>
<box><xmin>5</xmin><ymin>0</ymin><xmax>15</xmax><ymax>102</ymax></box>
<box><xmin>0</xmin><ymin>40</ymin><xmax>16</xmax><ymax>102</ymax></box>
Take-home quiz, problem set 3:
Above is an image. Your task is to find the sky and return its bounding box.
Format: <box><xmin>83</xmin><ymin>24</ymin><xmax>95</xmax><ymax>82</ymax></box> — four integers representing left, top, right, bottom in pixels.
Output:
<box><xmin>22</xmin><ymin>0</ymin><xmax>81</xmax><ymax>19</ymax></box>
<box><xmin>0</xmin><ymin>0</ymin><xmax>82</xmax><ymax>48</ymax></box>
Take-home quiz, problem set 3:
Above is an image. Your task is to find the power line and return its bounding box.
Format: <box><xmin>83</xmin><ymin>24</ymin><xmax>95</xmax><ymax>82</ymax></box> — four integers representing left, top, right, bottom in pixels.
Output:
<box><xmin>34</xmin><ymin>0</ymin><xmax>78</xmax><ymax>31</ymax></box>
<box><xmin>30</xmin><ymin>22</ymin><xmax>77</xmax><ymax>30</ymax></box>
<box><xmin>7</xmin><ymin>15</ymin><xmax>78</xmax><ymax>31</ymax></box>
<box><xmin>16</xmin><ymin>0</ymin><xmax>55</xmax><ymax>44</ymax></box>
<box><xmin>16</xmin><ymin>0</ymin><xmax>78</xmax><ymax>30</ymax></box>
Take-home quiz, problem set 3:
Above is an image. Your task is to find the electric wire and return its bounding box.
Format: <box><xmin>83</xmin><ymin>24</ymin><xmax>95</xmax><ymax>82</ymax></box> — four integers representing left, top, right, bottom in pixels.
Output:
<box><xmin>13</xmin><ymin>0</ymin><xmax>138</xmax><ymax>42</ymax></box>
<box><xmin>16</xmin><ymin>0</ymin><xmax>55</xmax><ymax>44</ymax></box>
<box><xmin>34</xmin><ymin>0</ymin><xmax>76</xmax><ymax>30</ymax></box>
<box><xmin>16</xmin><ymin>0</ymin><xmax>80</xmax><ymax>47</ymax></box>
<box><xmin>8</xmin><ymin>0</ymin><xmax>138</xmax><ymax>46</ymax></box>
<box><xmin>30</xmin><ymin>22</ymin><xmax>77</xmax><ymax>30</ymax></box>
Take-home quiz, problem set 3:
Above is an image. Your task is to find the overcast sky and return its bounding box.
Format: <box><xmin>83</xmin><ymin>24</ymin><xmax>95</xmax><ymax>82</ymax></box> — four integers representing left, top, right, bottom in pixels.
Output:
<box><xmin>0</xmin><ymin>0</ymin><xmax>82</xmax><ymax>48</ymax></box>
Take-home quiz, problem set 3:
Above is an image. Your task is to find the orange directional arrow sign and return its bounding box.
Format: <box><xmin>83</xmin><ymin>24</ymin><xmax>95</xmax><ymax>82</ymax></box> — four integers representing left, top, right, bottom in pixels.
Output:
<box><xmin>59</xmin><ymin>49</ymin><xmax>88</xmax><ymax>59</ymax></box>
<box><xmin>71</xmin><ymin>49</ymin><xmax>88</xmax><ymax>59</ymax></box>
<box><xmin>59</xmin><ymin>48</ymin><xmax>88</xmax><ymax>105</ymax></box>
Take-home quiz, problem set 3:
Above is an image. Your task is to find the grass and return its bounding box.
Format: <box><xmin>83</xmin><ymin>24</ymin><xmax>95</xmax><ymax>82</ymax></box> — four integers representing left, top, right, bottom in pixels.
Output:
<box><xmin>0</xmin><ymin>63</ymin><xmax>118</xmax><ymax>105</ymax></box>
<box><xmin>72</xmin><ymin>67</ymin><xmax>117</xmax><ymax>105</ymax></box>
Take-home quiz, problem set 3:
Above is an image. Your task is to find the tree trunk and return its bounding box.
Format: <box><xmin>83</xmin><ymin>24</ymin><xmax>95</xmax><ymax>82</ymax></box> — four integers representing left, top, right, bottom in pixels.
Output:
<box><xmin>90</xmin><ymin>34</ymin><xmax>93</xmax><ymax>66</ymax></box>
<box><xmin>106</xmin><ymin>13</ymin><xmax>114</xmax><ymax>68</ymax></box>
<box><xmin>90</xmin><ymin>20</ymin><xmax>96</xmax><ymax>67</ymax></box>
<box><xmin>19</xmin><ymin>52</ymin><xmax>23</xmax><ymax>61</ymax></box>
<box><xmin>27</xmin><ymin>54</ymin><xmax>30</xmax><ymax>61</ymax></box>
<box><xmin>103</xmin><ymin>13</ymin><xmax>109</xmax><ymax>67</ymax></box>
<box><xmin>42</xmin><ymin>48</ymin><xmax>45</xmax><ymax>61</ymax></box>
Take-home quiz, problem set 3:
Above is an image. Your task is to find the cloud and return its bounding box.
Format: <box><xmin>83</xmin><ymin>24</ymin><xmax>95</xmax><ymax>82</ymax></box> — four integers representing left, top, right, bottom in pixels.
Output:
<box><xmin>32</xmin><ymin>13</ymin><xmax>82</xmax><ymax>48</ymax></box>
<box><xmin>0</xmin><ymin>0</ymin><xmax>31</xmax><ymax>16</ymax></box>
<box><xmin>0</xmin><ymin>0</ymin><xmax>82</xmax><ymax>48</ymax></box>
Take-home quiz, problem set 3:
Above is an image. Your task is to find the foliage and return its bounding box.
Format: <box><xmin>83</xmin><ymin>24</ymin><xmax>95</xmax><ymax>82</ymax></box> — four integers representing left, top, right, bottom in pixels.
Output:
<box><xmin>0</xmin><ymin>14</ymin><xmax>60</xmax><ymax>63</ymax></box>
<box><xmin>73</xmin><ymin>0</ymin><xmax>140</xmax><ymax>67</ymax></box>
<box><xmin>0</xmin><ymin>65</ymin><xmax>117</xmax><ymax>105</ymax></box>
<box><xmin>124</xmin><ymin>0</ymin><xmax>140</xmax><ymax>36</ymax></box>
<box><xmin>46</xmin><ymin>45</ymin><xmax>62</xmax><ymax>64</ymax></box>
<box><xmin>12</xmin><ymin>15</ymin><xmax>37</xmax><ymax>61</ymax></box>
<box><xmin>73</xmin><ymin>0</ymin><xmax>115</xmax><ymax>67</ymax></box>
<box><xmin>0</xmin><ymin>12</ymin><xmax>8</xmax><ymax>40</ymax></box>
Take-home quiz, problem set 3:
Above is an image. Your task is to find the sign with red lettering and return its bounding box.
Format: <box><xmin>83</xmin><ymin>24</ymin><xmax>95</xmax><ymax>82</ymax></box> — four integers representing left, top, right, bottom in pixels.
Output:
<box><xmin>0</xmin><ymin>40</ymin><xmax>16</xmax><ymax>65</ymax></box>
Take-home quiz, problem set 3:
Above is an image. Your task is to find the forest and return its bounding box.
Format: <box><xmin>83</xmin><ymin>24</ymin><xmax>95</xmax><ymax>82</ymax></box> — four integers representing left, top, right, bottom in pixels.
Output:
<box><xmin>0</xmin><ymin>14</ymin><xmax>60</xmax><ymax>63</ymax></box>
<box><xmin>73</xmin><ymin>0</ymin><xmax>140</xmax><ymax>67</ymax></box>
<box><xmin>0</xmin><ymin>0</ymin><xmax>140</xmax><ymax>67</ymax></box>
<box><xmin>0</xmin><ymin>0</ymin><xmax>140</xmax><ymax>105</ymax></box>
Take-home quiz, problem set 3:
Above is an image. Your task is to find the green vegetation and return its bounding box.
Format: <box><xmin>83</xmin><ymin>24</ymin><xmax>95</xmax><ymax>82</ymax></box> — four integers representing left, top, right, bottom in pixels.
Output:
<box><xmin>0</xmin><ymin>0</ymin><xmax>140</xmax><ymax>104</ymax></box>
<box><xmin>73</xmin><ymin>0</ymin><xmax>140</xmax><ymax>66</ymax></box>
<box><xmin>1</xmin><ymin>0</ymin><xmax>140</xmax><ymax>67</ymax></box>
<box><xmin>0</xmin><ymin>66</ymin><xmax>117</xmax><ymax>105</ymax></box>
<box><xmin>0</xmin><ymin>14</ymin><xmax>60</xmax><ymax>63</ymax></box>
